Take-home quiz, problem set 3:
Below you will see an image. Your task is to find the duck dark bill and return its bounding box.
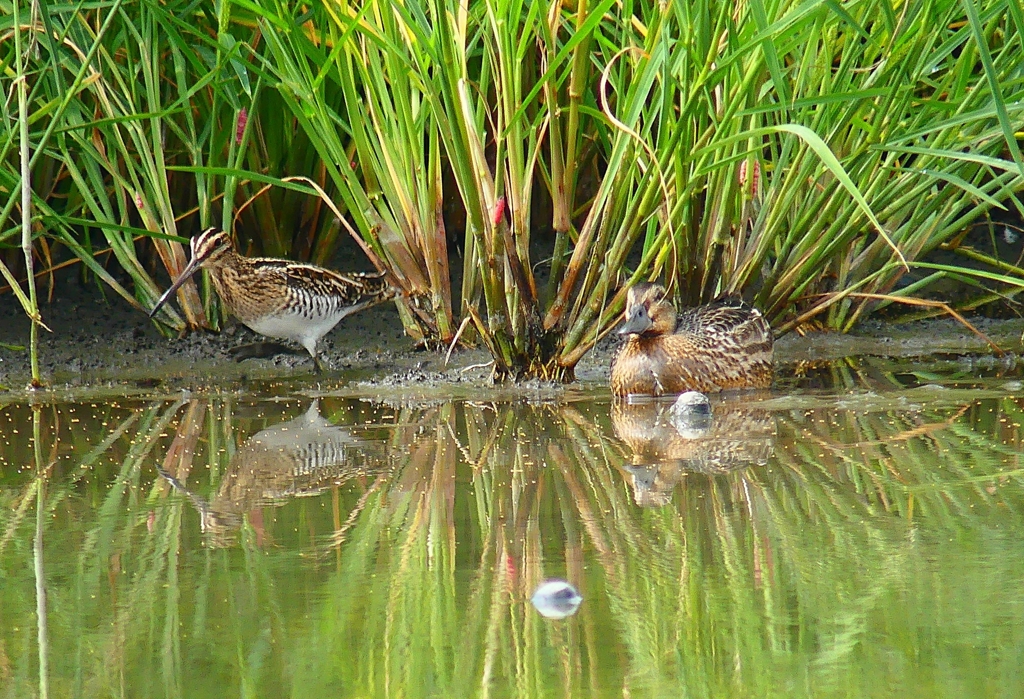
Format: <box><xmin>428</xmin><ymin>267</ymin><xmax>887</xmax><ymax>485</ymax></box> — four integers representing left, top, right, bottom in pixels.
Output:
<box><xmin>618</xmin><ymin>304</ymin><xmax>653</xmax><ymax>335</ymax></box>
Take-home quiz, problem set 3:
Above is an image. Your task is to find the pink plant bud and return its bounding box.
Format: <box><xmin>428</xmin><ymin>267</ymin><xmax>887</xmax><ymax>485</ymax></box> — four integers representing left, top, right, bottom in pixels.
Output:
<box><xmin>492</xmin><ymin>197</ymin><xmax>506</xmax><ymax>226</ymax></box>
<box><xmin>738</xmin><ymin>160</ymin><xmax>761</xmax><ymax>192</ymax></box>
<box><xmin>236</xmin><ymin>107</ymin><xmax>248</xmax><ymax>145</ymax></box>
<box><xmin>135</xmin><ymin>192</ymin><xmax>144</xmax><ymax>209</ymax></box>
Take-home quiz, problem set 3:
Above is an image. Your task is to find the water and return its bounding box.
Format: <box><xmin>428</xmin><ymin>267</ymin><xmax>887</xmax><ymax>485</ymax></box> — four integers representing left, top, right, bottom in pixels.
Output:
<box><xmin>2</xmin><ymin>365</ymin><xmax>1024</xmax><ymax>698</ymax></box>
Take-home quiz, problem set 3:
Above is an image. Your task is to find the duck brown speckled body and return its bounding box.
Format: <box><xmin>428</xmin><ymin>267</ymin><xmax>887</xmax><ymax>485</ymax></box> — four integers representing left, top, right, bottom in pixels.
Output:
<box><xmin>610</xmin><ymin>282</ymin><xmax>774</xmax><ymax>398</ymax></box>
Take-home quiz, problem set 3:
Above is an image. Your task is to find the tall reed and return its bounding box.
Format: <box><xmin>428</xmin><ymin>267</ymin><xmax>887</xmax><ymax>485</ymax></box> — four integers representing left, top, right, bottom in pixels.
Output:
<box><xmin>4</xmin><ymin>0</ymin><xmax>1024</xmax><ymax>380</ymax></box>
<box><xmin>4</xmin><ymin>0</ymin><xmax>45</xmax><ymax>386</ymax></box>
<box><xmin>0</xmin><ymin>0</ymin><xmax>361</xmax><ymax>338</ymax></box>
<box><xmin>254</xmin><ymin>0</ymin><xmax>1024</xmax><ymax>378</ymax></box>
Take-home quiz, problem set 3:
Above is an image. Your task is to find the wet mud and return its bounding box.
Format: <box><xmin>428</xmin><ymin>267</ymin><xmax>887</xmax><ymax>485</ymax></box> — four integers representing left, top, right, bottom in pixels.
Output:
<box><xmin>2</xmin><ymin>282</ymin><xmax>1023</xmax><ymax>397</ymax></box>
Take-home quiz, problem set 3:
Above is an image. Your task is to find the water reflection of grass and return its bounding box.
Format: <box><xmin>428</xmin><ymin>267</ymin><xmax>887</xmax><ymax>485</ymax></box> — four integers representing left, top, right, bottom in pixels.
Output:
<box><xmin>298</xmin><ymin>396</ymin><xmax>1024</xmax><ymax>696</ymax></box>
<box><xmin>0</xmin><ymin>392</ymin><xmax>1023</xmax><ymax>697</ymax></box>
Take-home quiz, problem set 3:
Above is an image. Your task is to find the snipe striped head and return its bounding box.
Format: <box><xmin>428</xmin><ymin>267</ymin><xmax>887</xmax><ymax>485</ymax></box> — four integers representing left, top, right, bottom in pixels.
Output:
<box><xmin>149</xmin><ymin>228</ymin><xmax>232</xmax><ymax>318</ymax></box>
<box><xmin>188</xmin><ymin>227</ymin><xmax>233</xmax><ymax>267</ymax></box>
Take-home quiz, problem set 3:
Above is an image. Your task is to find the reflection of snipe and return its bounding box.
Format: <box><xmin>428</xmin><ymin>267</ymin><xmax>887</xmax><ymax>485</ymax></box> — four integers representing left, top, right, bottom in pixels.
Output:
<box><xmin>612</xmin><ymin>397</ymin><xmax>776</xmax><ymax>507</ymax></box>
<box><xmin>160</xmin><ymin>400</ymin><xmax>389</xmax><ymax>545</ymax></box>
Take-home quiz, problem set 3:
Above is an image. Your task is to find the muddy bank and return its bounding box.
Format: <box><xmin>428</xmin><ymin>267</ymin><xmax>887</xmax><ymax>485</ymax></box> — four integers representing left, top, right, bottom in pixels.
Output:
<box><xmin>2</xmin><ymin>283</ymin><xmax>1023</xmax><ymax>395</ymax></box>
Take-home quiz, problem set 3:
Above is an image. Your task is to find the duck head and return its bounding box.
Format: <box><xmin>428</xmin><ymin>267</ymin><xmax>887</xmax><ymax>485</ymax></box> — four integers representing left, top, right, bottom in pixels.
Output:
<box><xmin>619</xmin><ymin>282</ymin><xmax>677</xmax><ymax>337</ymax></box>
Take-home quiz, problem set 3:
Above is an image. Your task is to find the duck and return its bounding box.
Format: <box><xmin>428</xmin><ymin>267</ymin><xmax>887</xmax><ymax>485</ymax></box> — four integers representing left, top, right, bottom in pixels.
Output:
<box><xmin>610</xmin><ymin>282</ymin><xmax>774</xmax><ymax>397</ymax></box>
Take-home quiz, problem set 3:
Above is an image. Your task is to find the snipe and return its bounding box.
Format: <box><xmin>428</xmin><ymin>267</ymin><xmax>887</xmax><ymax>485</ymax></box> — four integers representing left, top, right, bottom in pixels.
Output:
<box><xmin>150</xmin><ymin>228</ymin><xmax>395</xmax><ymax>372</ymax></box>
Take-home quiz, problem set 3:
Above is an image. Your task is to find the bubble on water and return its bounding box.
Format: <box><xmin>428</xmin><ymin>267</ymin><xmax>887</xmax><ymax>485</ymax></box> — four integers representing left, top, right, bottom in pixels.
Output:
<box><xmin>668</xmin><ymin>391</ymin><xmax>713</xmax><ymax>438</ymax></box>
<box><xmin>531</xmin><ymin>579</ymin><xmax>583</xmax><ymax>619</ymax></box>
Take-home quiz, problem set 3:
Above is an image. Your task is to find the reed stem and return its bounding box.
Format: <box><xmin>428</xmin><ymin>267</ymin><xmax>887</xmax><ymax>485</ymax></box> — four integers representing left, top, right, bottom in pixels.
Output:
<box><xmin>13</xmin><ymin>0</ymin><xmax>44</xmax><ymax>387</ymax></box>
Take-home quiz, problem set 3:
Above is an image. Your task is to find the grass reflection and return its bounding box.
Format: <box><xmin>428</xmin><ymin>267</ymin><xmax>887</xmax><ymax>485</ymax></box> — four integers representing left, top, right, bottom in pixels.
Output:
<box><xmin>0</xmin><ymin>388</ymin><xmax>1022</xmax><ymax>697</ymax></box>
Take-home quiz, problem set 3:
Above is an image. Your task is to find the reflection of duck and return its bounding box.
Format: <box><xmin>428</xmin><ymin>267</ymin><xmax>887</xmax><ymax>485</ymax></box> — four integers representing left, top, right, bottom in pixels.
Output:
<box><xmin>611</xmin><ymin>398</ymin><xmax>776</xmax><ymax>507</ymax></box>
<box><xmin>611</xmin><ymin>283</ymin><xmax>774</xmax><ymax>398</ymax></box>
<box><xmin>159</xmin><ymin>400</ymin><xmax>388</xmax><ymax>545</ymax></box>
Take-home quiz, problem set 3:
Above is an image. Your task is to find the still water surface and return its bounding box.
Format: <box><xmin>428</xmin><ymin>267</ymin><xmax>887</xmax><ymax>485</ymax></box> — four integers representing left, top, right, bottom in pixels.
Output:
<box><xmin>2</xmin><ymin>365</ymin><xmax>1023</xmax><ymax>698</ymax></box>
